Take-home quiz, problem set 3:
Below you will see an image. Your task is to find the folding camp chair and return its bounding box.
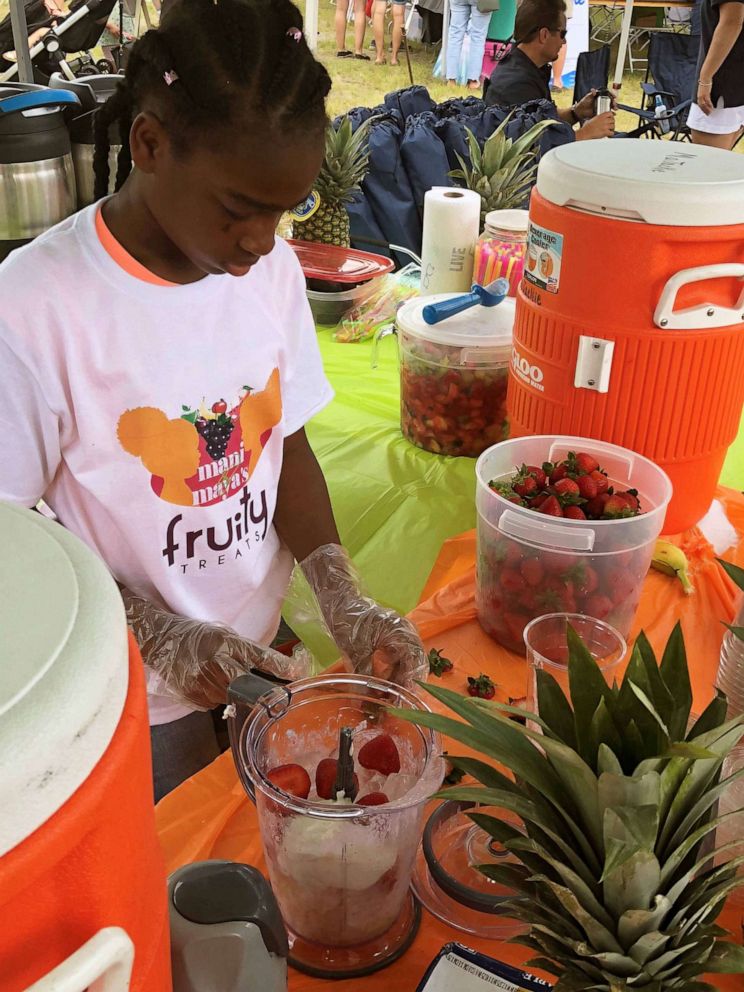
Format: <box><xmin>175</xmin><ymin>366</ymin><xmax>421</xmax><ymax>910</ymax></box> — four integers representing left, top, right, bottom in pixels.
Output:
<box><xmin>572</xmin><ymin>45</ymin><xmax>611</xmax><ymax>103</ymax></box>
<box><xmin>616</xmin><ymin>30</ymin><xmax>698</xmax><ymax>140</ymax></box>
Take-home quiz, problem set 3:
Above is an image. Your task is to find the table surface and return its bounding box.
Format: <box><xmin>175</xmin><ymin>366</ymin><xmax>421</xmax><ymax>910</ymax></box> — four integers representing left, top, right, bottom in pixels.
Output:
<box><xmin>156</xmin><ymin>489</ymin><xmax>744</xmax><ymax>992</ymax></box>
<box><xmin>306</xmin><ymin>326</ymin><xmax>744</xmax><ymax>616</ymax></box>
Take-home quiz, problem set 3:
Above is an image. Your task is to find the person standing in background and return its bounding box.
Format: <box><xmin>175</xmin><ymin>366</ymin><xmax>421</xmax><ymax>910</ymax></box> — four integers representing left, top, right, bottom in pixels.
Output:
<box><xmin>336</xmin><ymin>0</ymin><xmax>370</xmax><ymax>58</ymax></box>
<box><xmin>373</xmin><ymin>0</ymin><xmax>405</xmax><ymax>65</ymax></box>
<box><xmin>446</xmin><ymin>0</ymin><xmax>491</xmax><ymax>89</ymax></box>
<box><xmin>690</xmin><ymin>0</ymin><xmax>744</xmax><ymax>148</ymax></box>
<box><xmin>550</xmin><ymin>0</ymin><xmax>572</xmax><ymax>89</ymax></box>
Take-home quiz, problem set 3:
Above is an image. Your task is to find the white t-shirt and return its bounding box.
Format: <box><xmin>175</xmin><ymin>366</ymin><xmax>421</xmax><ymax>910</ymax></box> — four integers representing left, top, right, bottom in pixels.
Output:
<box><xmin>0</xmin><ymin>204</ymin><xmax>333</xmax><ymax>724</ymax></box>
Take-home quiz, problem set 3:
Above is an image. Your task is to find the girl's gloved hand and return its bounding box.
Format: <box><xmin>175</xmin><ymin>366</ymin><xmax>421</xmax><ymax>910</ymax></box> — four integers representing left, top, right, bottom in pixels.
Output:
<box><xmin>122</xmin><ymin>589</ymin><xmax>309</xmax><ymax>710</ymax></box>
<box><xmin>300</xmin><ymin>544</ymin><xmax>428</xmax><ymax>689</ymax></box>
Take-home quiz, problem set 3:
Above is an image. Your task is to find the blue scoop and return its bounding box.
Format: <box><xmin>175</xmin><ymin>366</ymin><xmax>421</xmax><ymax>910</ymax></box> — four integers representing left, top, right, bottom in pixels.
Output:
<box><xmin>422</xmin><ymin>278</ymin><xmax>510</xmax><ymax>326</ymax></box>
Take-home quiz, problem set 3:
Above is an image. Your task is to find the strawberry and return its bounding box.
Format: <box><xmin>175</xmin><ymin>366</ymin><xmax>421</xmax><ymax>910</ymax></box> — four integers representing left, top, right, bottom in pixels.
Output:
<box><xmin>572</xmin><ymin>452</ymin><xmax>599</xmax><ymax>474</ymax></box>
<box><xmin>563</xmin><ymin>506</ymin><xmax>587</xmax><ymax>520</ymax></box>
<box><xmin>428</xmin><ymin>648</ymin><xmax>454</xmax><ymax>677</ymax></box>
<box><xmin>584</xmin><ymin>493</ymin><xmax>611</xmax><ymax>519</ymax></box>
<box><xmin>549</xmin><ymin>463</ymin><xmax>569</xmax><ymax>485</ymax></box>
<box><xmin>576</xmin><ymin>474</ymin><xmax>598</xmax><ymax>500</ymax></box>
<box><xmin>538</xmin><ymin>495</ymin><xmax>563</xmax><ymax>517</ymax></box>
<box><xmin>358</xmin><ymin>734</ymin><xmax>401</xmax><ymax>775</ymax></box>
<box><xmin>590</xmin><ymin>470</ymin><xmax>610</xmax><ymax>495</ymax></box>
<box><xmin>267</xmin><ymin>763</ymin><xmax>311</xmax><ymax>799</ymax></box>
<box><xmin>529</xmin><ymin>493</ymin><xmax>550</xmax><ymax>509</ymax></box>
<box><xmin>585</xmin><ymin>593</ymin><xmax>613</xmax><ymax>620</ymax></box>
<box><xmin>616</xmin><ymin>489</ymin><xmax>641</xmax><ymax>512</ymax></box>
<box><xmin>357</xmin><ymin>792</ymin><xmax>390</xmax><ymax>806</ymax></box>
<box><xmin>524</xmin><ymin>465</ymin><xmax>547</xmax><ymax>489</ymax></box>
<box><xmin>544</xmin><ymin>551</ymin><xmax>577</xmax><ymax>574</ymax></box>
<box><xmin>505</xmin><ymin>494</ymin><xmax>526</xmax><ymax>506</ymax></box>
<box><xmin>520</xmin><ymin>558</ymin><xmax>544</xmax><ymax>587</ymax></box>
<box><xmin>500</xmin><ymin>568</ymin><xmax>526</xmax><ymax>593</ymax></box>
<box><xmin>553</xmin><ymin>477</ymin><xmax>581</xmax><ymax>497</ymax></box>
<box><xmin>503</xmin><ymin>612</ymin><xmax>527</xmax><ymax>645</ymax></box>
<box><xmin>570</xmin><ymin>563</ymin><xmax>599</xmax><ymax>598</ymax></box>
<box><xmin>467</xmin><ymin>673</ymin><xmax>496</xmax><ymax>699</ymax></box>
<box><xmin>315</xmin><ymin>758</ymin><xmax>338</xmax><ymax>799</ymax></box>
<box><xmin>504</xmin><ymin>543</ymin><xmax>524</xmax><ymax>567</ymax></box>
<box><xmin>513</xmin><ymin>475</ymin><xmax>538</xmax><ymax>498</ymax></box>
<box><xmin>602</xmin><ymin>495</ymin><xmax>635</xmax><ymax>519</ymax></box>
<box><xmin>603</xmin><ymin>566</ymin><xmax>639</xmax><ymax>607</ymax></box>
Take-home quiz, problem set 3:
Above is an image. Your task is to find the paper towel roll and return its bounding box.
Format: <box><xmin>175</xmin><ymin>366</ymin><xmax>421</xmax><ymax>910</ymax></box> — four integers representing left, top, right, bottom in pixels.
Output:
<box><xmin>420</xmin><ymin>187</ymin><xmax>481</xmax><ymax>297</ymax></box>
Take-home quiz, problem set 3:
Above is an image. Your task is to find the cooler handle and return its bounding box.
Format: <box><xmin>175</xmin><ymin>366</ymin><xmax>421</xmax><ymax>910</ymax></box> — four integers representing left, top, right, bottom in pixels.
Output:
<box><xmin>24</xmin><ymin>927</ymin><xmax>134</xmax><ymax>992</ymax></box>
<box><xmin>498</xmin><ymin>508</ymin><xmax>596</xmax><ymax>552</ymax></box>
<box><xmin>653</xmin><ymin>264</ymin><xmax>744</xmax><ymax>330</ymax></box>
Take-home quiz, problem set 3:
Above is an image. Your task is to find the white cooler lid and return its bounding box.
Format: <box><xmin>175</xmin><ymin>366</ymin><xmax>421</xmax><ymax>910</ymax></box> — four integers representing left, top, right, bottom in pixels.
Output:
<box><xmin>0</xmin><ymin>504</ymin><xmax>128</xmax><ymax>857</ymax></box>
<box><xmin>397</xmin><ymin>294</ymin><xmax>516</xmax><ymax>352</ymax></box>
<box><xmin>536</xmin><ymin>140</ymin><xmax>744</xmax><ymax>227</ymax></box>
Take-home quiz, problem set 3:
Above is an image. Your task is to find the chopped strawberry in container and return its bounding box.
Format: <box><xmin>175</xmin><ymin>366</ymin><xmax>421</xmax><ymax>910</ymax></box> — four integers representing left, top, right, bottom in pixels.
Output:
<box><xmin>396</xmin><ymin>295</ymin><xmax>515</xmax><ymax>458</ymax></box>
<box><xmin>475</xmin><ymin>436</ymin><xmax>672</xmax><ymax>652</ymax></box>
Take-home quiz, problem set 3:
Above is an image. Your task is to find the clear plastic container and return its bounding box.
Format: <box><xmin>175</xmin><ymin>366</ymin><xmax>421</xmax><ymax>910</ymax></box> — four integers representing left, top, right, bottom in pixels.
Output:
<box><xmin>397</xmin><ymin>295</ymin><xmax>514</xmax><ymax>458</ymax></box>
<box><xmin>475</xmin><ymin>436</ymin><xmax>673</xmax><ymax>653</ymax></box>
<box><xmin>473</xmin><ymin>209</ymin><xmax>528</xmax><ymax>298</ymax></box>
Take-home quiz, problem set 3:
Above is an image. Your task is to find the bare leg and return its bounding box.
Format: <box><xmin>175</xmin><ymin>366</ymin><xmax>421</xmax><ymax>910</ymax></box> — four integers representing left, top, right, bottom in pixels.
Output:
<box><xmin>373</xmin><ymin>0</ymin><xmax>386</xmax><ymax>62</ymax></box>
<box><xmin>353</xmin><ymin>0</ymin><xmax>367</xmax><ymax>54</ymax></box>
<box><xmin>335</xmin><ymin>0</ymin><xmax>350</xmax><ymax>51</ymax></box>
<box><xmin>691</xmin><ymin>128</ymin><xmax>740</xmax><ymax>150</ymax></box>
<box><xmin>391</xmin><ymin>3</ymin><xmax>404</xmax><ymax>64</ymax></box>
<box><xmin>551</xmin><ymin>44</ymin><xmax>567</xmax><ymax>88</ymax></box>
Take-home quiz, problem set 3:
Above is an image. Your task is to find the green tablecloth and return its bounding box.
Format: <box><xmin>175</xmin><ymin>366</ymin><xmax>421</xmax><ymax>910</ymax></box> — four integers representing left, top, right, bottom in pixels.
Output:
<box><xmin>306</xmin><ymin>327</ymin><xmax>744</xmax><ymax>616</ymax></box>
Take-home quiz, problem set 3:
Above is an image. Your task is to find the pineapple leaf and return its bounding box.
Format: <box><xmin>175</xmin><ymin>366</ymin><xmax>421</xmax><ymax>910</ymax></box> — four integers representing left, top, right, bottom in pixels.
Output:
<box><xmin>530</xmin><ymin>874</ymin><xmax>622</xmax><ymax>953</ymax></box>
<box><xmin>567</xmin><ymin>625</ymin><xmax>618</xmax><ymax>764</ymax></box>
<box><xmin>589</xmin><ymin>696</ymin><xmax>624</xmax><ymax>767</ymax></box>
<box><xmin>617</xmin><ymin>895</ymin><xmax>671</xmax><ymax>949</ymax></box>
<box><xmin>662</xmin><ymin>764</ymin><xmax>744</xmax><ymax>864</ymax></box>
<box><xmin>444</xmin><ymin>753</ymin><xmax>521</xmax><ymax>793</ymax></box>
<box><xmin>537</xmin><ymin>668</ymin><xmax>578</xmax><ymax>749</ymax></box>
<box><xmin>659</xmin><ymin>806</ymin><xmax>743</xmax><ymax>892</ymax></box>
<box><xmin>702</xmin><ymin>940</ymin><xmax>744</xmax><ymax>972</ymax></box>
<box><xmin>659</xmin><ymin>622</ymin><xmax>693</xmax><ymax>740</ymax></box>
<box><xmin>475</xmin><ymin>861</ymin><xmax>532</xmax><ymax>888</ymax></box>
<box><xmin>631</xmin><ymin>631</ymin><xmax>675</xmax><ymax>729</ymax></box>
<box><xmin>468</xmin><ymin>810</ymin><xmax>524</xmax><ymax>844</ymax></box>
<box><xmin>628</xmin><ymin>682</ymin><xmax>671</xmax><ymax>743</ymax></box>
<box><xmin>603</xmin><ymin>849</ymin><xmax>661</xmax><ymax>920</ymax></box>
<box><xmin>716</xmin><ymin>556</ymin><xmax>744</xmax><ymax>591</ymax></box>
<box><xmin>503</xmin><ymin>117</ymin><xmax>559</xmax><ymax>163</ymax></box>
<box><xmin>626</xmin><ymin>929</ymin><xmax>670</xmax><ymax>967</ymax></box>
<box><xmin>597</xmin><ymin>743</ymin><xmax>623</xmax><ymax>776</ymax></box>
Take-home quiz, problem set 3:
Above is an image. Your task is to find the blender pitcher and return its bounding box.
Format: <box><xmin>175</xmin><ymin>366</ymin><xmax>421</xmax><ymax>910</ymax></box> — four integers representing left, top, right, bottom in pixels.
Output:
<box><xmin>227</xmin><ymin>672</ymin><xmax>444</xmax><ymax>979</ymax></box>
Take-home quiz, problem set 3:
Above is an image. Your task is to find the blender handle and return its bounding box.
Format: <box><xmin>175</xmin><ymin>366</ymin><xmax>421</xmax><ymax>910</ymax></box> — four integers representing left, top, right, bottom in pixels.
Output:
<box><xmin>653</xmin><ymin>264</ymin><xmax>744</xmax><ymax>330</ymax></box>
<box><xmin>227</xmin><ymin>671</ymin><xmax>292</xmax><ymax>804</ymax></box>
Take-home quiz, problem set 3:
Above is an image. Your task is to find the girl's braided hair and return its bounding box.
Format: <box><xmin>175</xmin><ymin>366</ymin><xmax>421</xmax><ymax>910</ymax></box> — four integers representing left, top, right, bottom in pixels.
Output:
<box><xmin>93</xmin><ymin>0</ymin><xmax>331</xmax><ymax>200</ymax></box>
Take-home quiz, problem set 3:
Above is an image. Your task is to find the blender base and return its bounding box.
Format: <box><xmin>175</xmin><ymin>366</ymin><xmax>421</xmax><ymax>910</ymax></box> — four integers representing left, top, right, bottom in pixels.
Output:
<box><xmin>287</xmin><ymin>891</ymin><xmax>422</xmax><ymax>979</ymax></box>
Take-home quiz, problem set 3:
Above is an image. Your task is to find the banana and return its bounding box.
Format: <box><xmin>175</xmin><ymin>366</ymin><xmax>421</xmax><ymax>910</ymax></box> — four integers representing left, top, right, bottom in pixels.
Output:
<box><xmin>198</xmin><ymin>399</ymin><xmax>216</xmax><ymax>421</ymax></box>
<box><xmin>650</xmin><ymin>540</ymin><xmax>694</xmax><ymax>595</ymax></box>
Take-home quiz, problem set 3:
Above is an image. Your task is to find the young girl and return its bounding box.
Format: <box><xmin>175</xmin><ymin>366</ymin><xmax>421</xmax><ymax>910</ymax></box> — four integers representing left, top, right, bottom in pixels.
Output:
<box><xmin>0</xmin><ymin>0</ymin><xmax>426</xmax><ymax>802</ymax></box>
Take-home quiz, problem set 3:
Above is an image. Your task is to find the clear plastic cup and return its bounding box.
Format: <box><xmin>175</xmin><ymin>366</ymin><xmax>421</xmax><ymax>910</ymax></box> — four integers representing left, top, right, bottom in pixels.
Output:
<box><xmin>716</xmin><ymin>744</ymin><xmax>744</xmax><ymax>908</ymax></box>
<box><xmin>523</xmin><ymin>613</ymin><xmax>627</xmax><ymax>716</ymax></box>
<box><xmin>717</xmin><ymin>596</ymin><xmax>744</xmax><ymax>718</ymax></box>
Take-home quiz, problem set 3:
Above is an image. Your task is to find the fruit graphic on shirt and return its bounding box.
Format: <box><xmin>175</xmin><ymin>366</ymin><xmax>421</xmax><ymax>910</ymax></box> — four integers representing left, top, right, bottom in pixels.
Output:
<box><xmin>196</xmin><ymin>408</ymin><xmax>235</xmax><ymax>460</ymax></box>
<box><xmin>212</xmin><ymin>399</ymin><xmax>228</xmax><ymax>415</ymax></box>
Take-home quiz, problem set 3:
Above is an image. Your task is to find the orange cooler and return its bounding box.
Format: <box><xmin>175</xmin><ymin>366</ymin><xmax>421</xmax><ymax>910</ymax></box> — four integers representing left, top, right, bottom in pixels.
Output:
<box><xmin>509</xmin><ymin>141</ymin><xmax>744</xmax><ymax>534</ymax></box>
<box><xmin>0</xmin><ymin>503</ymin><xmax>171</xmax><ymax>991</ymax></box>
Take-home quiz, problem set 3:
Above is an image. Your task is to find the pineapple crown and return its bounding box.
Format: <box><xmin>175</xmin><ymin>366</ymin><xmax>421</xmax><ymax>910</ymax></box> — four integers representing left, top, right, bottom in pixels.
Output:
<box><xmin>313</xmin><ymin>115</ymin><xmax>373</xmax><ymax>203</ymax></box>
<box><xmin>397</xmin><ymin>560</ymin><xmax>744</xmax><ymax>991</ymax></box>
<box><xmin>93</xmin><ymin>0</ymin><xmax>331</xmax><ymax>199</ymax></box>
<box><xmin>450</xmin><ymin>114</ymin><xmax>556</xmax><ymax>224</ymax></box>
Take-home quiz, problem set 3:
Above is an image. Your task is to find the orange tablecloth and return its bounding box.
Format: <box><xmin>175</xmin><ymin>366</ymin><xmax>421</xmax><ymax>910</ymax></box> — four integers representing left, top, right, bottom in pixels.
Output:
<box><xmin>156</xmin><ymin>486</ymin><xmax>744</xmax><ymax>991</ymax></box>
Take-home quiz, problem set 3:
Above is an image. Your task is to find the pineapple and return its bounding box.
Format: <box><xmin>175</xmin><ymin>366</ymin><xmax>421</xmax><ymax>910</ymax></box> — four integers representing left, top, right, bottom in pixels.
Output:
<box><xmin>300</xmin><ymin>116</ymin><xmax>371</xmax><ymax>248</ymax></box>
<box><xmin>450</xmin><ymin>115</ymin><xmax>557</xmax><ymax>226</ymax></box>
<box><xmin>399</xmin><ymin>616</ymin><xmax>744</xmax><ymax>991</ymax></box>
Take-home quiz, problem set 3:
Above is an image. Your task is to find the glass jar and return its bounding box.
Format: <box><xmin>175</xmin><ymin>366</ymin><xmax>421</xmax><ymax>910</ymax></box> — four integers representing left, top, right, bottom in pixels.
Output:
<box><xmin>473</xmin><ymin>209</ymin><xmax>529</xmax><ymax>298</ymax></box>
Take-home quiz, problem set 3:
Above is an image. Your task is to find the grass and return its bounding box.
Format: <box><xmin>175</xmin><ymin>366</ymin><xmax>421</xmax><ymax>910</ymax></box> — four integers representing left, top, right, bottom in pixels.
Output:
<box><xmin>301</xmin><ymin>0</ymin><xmax>648</xmax><ymax>134</ymax></box>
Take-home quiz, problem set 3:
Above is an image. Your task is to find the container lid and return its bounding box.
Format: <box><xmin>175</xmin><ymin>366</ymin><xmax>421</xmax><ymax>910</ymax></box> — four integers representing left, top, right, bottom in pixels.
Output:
<box><xmin>536</xmin><ymin>141</ymin><xmax>744</xmax><ymax>227</ymax></box>
<box><xmin>484</xmin><ymin>209</ymin><xmax>529</xmax><ymax>235</ymax></box>
<box><xmin>288</xmin><ymin>240</ymin><xmax>395</xmax><ymax>284</ymax></box>
<box><xmin>0</xmin><ymin>504</ymin><xmax>128</xmax><ymax>857</ymax></box>
<box><xmin>397</xmin><ymin>294</ymin><xmax>515</xmax><ymax>350</ymax></box>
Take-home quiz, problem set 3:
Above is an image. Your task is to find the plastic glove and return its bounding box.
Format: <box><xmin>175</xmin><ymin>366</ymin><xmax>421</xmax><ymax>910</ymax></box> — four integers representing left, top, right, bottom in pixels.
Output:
<box><xmin>122</xmin><ymin>589</ymin><xmax>310</xmax><ymax>710</ymax></box>
<box><xmin>300</xmin><ymin>544</ymin><xmax>428</xmax><ymax>689</ymax></box>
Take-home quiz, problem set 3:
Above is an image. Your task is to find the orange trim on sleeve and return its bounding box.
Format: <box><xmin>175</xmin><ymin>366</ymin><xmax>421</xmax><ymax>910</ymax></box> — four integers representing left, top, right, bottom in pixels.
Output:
<box><xmin>95</xmin><ymin>206</ymin><xmax>177</xmax><ymax>287</ymax></box>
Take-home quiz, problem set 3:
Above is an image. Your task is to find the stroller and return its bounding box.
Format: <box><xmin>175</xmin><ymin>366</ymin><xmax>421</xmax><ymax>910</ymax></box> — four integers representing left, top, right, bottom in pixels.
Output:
<box><xmin>0</xmin><ymin>0</ymin><xmax>119</xmax><ymax>83</ymax></box>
